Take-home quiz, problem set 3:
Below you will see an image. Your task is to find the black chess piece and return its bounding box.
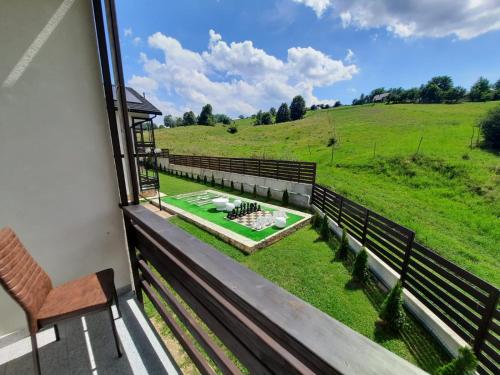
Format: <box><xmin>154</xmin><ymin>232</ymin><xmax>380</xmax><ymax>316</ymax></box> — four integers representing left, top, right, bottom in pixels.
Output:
<box><xmin>257</xmin><ymin>204</ymin><xmax>261</xmax><ymax>211</ymax></box>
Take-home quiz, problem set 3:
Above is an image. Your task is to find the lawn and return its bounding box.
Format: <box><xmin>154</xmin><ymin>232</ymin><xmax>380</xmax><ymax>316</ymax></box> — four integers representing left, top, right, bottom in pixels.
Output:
<box><xmin>155</xmin><ymin>102</ymin><xmax>500</xmax><ymax>285</ymax></box>
<box><xmin>152</xmin><ymin>173</ymin><xmax>450</xmax><ymax>373</ymax></box>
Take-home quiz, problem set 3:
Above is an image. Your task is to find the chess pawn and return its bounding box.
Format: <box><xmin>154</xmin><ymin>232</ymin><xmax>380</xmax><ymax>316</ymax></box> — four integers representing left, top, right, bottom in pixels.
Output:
<box><xmin>257</xmin><ymin>205</ymin><xmax>261</xmax><ymax>211</ymax></box>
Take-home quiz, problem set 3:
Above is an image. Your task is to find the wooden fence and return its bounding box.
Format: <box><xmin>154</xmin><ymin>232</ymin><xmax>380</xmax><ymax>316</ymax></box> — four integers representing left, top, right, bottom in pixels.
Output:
<box><xmin>168</xmin><ymin>154</ymin><xmax>317</xmax><ymax>184</ymax></box>
<box><xmin>312</xmin><ymin>184</ymin><xmax>499</xmax><ymax>375</ymax></box>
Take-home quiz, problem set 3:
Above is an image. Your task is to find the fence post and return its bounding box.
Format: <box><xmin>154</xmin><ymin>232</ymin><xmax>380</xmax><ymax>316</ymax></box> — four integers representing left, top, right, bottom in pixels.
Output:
<box><xmin>258</xmin><ymin>159</ymin><xmax>261</xmax><ymax>177</ymax></box>
<box><xmin>361</xmin><ymin>210</ymin><xmax>370</xmax><ymax>245</ymax></box>
<box><xmin>124</xmin><ymin>219</ymin><xmax>143</xmax><ymax>305</ymax></box>
<box><xmin>321</xmin><ymin>188</ymin><xmax>326</xmax><ymax>211</ymax></box>
<box><xmin>474</xmin><ymin>288</ymin><xmax>500</xmax><ymax>356</ymax></box>
<box><xmin>337</xmin><ymin>196</ymin><xmax>344</xmax><ymax>228</ymax></box>
<box><xmin>399</xmin><ymin>232</ymin><xmax>415</xmax><ymax>285</ymax></box>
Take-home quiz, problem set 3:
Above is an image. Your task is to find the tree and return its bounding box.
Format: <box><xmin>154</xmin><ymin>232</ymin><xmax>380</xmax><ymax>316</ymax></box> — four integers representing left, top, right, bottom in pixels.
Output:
<box><xmin>276</xmin><ymin>103</ymin><xmax>291</xmax><ymax>123</ymax></box>
<box><xmin>379</xmin><ymin>282</ymin><xmax>406</xmax><ymax>330</ymax></box>
<box><xmin>164</xmin><ymin>114</ymin><xmax>175</xmax><ymax>128</ymax></box>
<box><xmin>214</xmin><ymin>114</ymin><xmax>231</xmax><ymax>124</ymax></box>
<box><xmin>337</xmin><ymin>229</ymin><xmax>349</xmax><ymax>260</ymax></box>
<box><xmin>269</xmin><ymin>107</ymin><xmax>277</xmax><ymax>117</ymax></box>
<box><xmin>494</xmin><ymin>79</ymin><xmax>500</xmax><ymax>100</ymax></box>
<box><xmin>334</xmin><ymin>101</ymin><xmax>342</xmax><ymax>107</ymax></box>
<box><xmin>182</xmin><ymin>111</ymin><xmax>197</xmax><ymax>126</ymax></box>
<box><xmin>254</xmin><ymin>110</ymin><xmax>263</xmax><ymax>125</ymax></box>
<box><xmin>470</xmin><ymin>77</ymin><xmax>492</xmax><ymax>102</ymax></box>
<box><xmin>261</xmin><ymin>112</ymin><xmax>273</xmax><ymax>125</ymax></box>
<box><xmin>479</xmin><ymin>106</ymin><xmax>500</xmax><ymax>149</ymax></box>
<box><xmin>198</xmin><ymin>104</ymin><xmax>214</xmax><ymax>125</ymax></box>
<box><xmin>282</xmin><ymin>189</ymin><xmax>289</xmax><ymax>206</ymax></box>
<box><xmin>429</xmin><ymin>75</ymin><xmax>453</xmax><ymax>92</ymax></box>
<box><xmin>420</xmin><ymin>83</ymin><xmax>443</xmax><ymax>103</ymax></box>
<box><xmin>352</xmin><ymin>249</ymin><xmax>369</xmax><ymax>282</ymax></box>
<box><xmin>174</xmin><ymin>117</ymin><xmax>184</xmax><ymax>127</ymax></box>
<box><xmin>320</xmin><ymin>215</ymin><xmax>330</xmax><ymax>241</ymax></box>
<box><xmin>444</xmin><ymin>86</ymin><xmax>466</xmax><ymax>103</ymax></box>
<box><xmin>290</xmin><ymin>95</ymin><xmax>306</xmax><ymax>120</ymax></box>
<box><xmin>435</xmin><ymin>347</ymin><xmax>477</xmax><ymax>375</ymax></box>
<box><xmin>310</xmin><ymin>104</ymin><xmax>318</xmax><ymax>111</ymax></box>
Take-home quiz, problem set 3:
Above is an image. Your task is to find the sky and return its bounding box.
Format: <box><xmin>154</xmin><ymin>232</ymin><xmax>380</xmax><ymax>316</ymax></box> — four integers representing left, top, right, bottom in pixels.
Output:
<box><xmin>116</xmin><ymin>0</ymin><xmax>500</xmax><ymax>118</ymax></box>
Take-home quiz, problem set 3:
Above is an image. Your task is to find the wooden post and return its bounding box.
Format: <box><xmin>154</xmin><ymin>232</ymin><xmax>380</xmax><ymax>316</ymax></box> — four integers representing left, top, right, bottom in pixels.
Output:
<box><xmin>321</xmin><ymin>188</ymin><xmax>326</xmax><ymax>211</ymax></box>
<box><xmin>125</xmin><ymin>219</ymin><xmax>143</xmax><ymax>305</ymax></box>
<box><xmin>337</xmin><ymin>196</ymin><xmax>344</xmax><ymax>227</ymax></box>
<box><xmin>474</xmin><ymin>288</ymin><xmax>500</xmax><ymax>356</ymax></box>
<box><xmin>361</xmin><ymin>210</ymin><xmax>370</xmax><ymax>244</ymax></box>
<box><xmin>399</xmin><ymin>232</ymin><xmax>415</xmax><ymax>285</ymax></box>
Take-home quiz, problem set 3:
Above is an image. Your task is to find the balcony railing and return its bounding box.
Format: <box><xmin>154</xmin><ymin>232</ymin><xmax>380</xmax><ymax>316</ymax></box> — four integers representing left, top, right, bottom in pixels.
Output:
<box><xmin>123</xmin><ymin>205</ymin><xmax>426</xmax><ymax>374</ymax></box>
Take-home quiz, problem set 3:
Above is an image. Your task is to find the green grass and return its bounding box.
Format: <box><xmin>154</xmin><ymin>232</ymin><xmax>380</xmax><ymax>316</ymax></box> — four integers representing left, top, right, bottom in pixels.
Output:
<box><xmin>161</xmin><ymin>193</ymin><xmax>304</xmax><ymax>241</ymax></box>
<box><xmin>156</xmin><ymin>102</ymin><xmax>500</xmax><ymax>285</ymax></box>
<box><xmin>154</xmin><ymin>174</ymin><xmax>450</xmax><ymax>373</ymax></box>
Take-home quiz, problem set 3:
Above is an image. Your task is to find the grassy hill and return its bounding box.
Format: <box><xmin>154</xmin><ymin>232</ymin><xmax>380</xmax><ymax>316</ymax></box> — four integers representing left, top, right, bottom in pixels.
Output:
<box><xmin>155</xmin><ymin>102</ymin><xmax>500</xmax><ymax>285</ymax></box>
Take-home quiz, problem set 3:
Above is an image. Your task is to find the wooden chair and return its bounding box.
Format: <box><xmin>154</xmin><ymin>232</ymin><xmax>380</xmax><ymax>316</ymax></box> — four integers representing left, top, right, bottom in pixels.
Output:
<box><xmin>0</xmin><ymin>227</ymin><xmax>122</xmax><ymax>374</ymax></box>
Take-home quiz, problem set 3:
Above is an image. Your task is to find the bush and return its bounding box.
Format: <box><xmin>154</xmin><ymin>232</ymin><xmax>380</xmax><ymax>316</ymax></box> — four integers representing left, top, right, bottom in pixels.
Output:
<box><xmin>352</xmin><ymin>248</ymin><xmax>369</xmax><ymax>282</ymax></box>
<box><xmin>253</xmin><ymin>184</ymin><xmax>257</xmax><ymax>198</ymax></box>
<box><xmin>240</xmin><ymin>182</ymin><xmax>244</xmax><ymax>194</ymax></box>
<box><xmin>337</xmin><ymin>229</ymin><xmax>349</xmax><ymax>260</ymax></box>
<box><xmin>231</xmin><ymin>181</ymin><xmax>234</xmax><ymax>191</ymax></box>
<box><xmin>282</xmin><ymin>189</ymin><xmax>289</xmax><ymax>206</ymax></box>
<box><xmin>479</xmin><ymin>106</ymin><xmax>500</xmax><ymax>149</ymax></box>
<box><xmin>320</xmin><ymin>214</ymin><xmax>330</xmax><ymax>241</ymax></box>
<box><xmin>266</xmin><ymin>187</ymin><xmax>271</xmax><ymax>201</ymax></box>
<box><xmin>379</xmin><ymin>282</ymin><xmax>406</xmax><ymax>330</ymax></box>
<box><xmin>203</xmin><ymin>175</ymin><xmax>208</xmax><ymax>185</ymax></box>
<box><xmin>196</xmin><ymin>174</ymin><xmax>200</xmax><ymax>183</ymax></box>
<box><xmin>310</xmin><ymin>212</ymin><xmax>321</xmax><ymax>229</ymax></box>
<box><xmin>435</xmin><ymin>347</ymin><xmax>477</xmax><ymax>375</ymax></box>
<box><xmin>211</xmin><ymin>174</ymin><xmax>215</xmax><ymax>187</ymax></box>
<box><xmin>227</xmin><ymin>125</ymin><xmax>238</xmax><ymax>134</ymax></box>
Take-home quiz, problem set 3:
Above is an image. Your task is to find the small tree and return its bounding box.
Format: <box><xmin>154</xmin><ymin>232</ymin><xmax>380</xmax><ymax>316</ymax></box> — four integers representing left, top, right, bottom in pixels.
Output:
<box><xmin>196</xmin><ymin>174</ymin><xmax>200</xmax><ymax>183</ymax></box>
<box><xmin>253</xmin><ymin>184</ymin><xmax>257</xmax><ymax>198</ymax></box>
<box><xmin>240</xmin><ymin>182</ymin><xmax>244</xmax><ymax>194</ymax></box>
<box><xmin>204</xmin><ymin>175</ymin><xmax>208</xmax><ymax>185</ymax></box>
<box><xmin>479</xmin><ymin>106</ymin><xmax>500</xmax><ymax>149</ymax></box>
<box><xmin>266</xmin><ymin>187</ymin><xmax>271</xmax><ymax>202</ymax></box>
<box><xmin>282</xmin><ymin>189</ymin><xmax>289</xmax><ymax>206</ymax></box>
<box><xmin>352</xmin><ymin>248</ymin><xmax>369</xmax><ymax>282</ymax></box>
<box><xmin>469</xmin><ymin>77</ymin><xmax>491</xmax><ymax>102</ymax></box>
<box><xmin>182</xmin><ymin>111</ymin><xmax>197</xmax><ymax>126</ymax></box>
<box><xmin>261</xmin><ymin>112</ymin><xmax>273</xmax><ymax>125</ymax></box>
<box><xmin>310</xmin><ymin>212</ymin><xmax>321</xmax><ymax>229</ymax></box>
<box><xmin>269</xmin><ymin>107</ymin><xmax>276</xmax><ymax>117</ymax></box>
<box><xmin>198</xmin><ymin>104</ymin><xmax>214</xmax><ymax>125</ymax></box>
<box><xmin>435</xmin><ymin>347</ymin><xmax>477</xmax><ymax>375</ymax></box>
<box><xmin>337</xmin><ymin>229</ymin><xmax>349</xmax><ymax>260</ymax></box>
<box><xmin>290</xmin><ymin>95</ymin><xmax>306</xmax><ymax>121</ymax></box>
<box><xmin>211</xmin><ymin>174</ymin><xmax>215</xmax><ymax>187</ymax></box>
<box><xmin>379</xmin><ymin>282</ymin><xmax>406</xmax><ymax>330</ymax></box>
<box><xmin>231</xmin><ymin>181</ymin><xmax>234</xmax><ymax>191</ymax></box>
<box><xmin>276</xmin><ymin>103</ymin><xmax>291</xmax><ymax>123</ymax></box>
<box><xmin>320</xmin><ymin>215</ymin><xmax>330</xmax><ymax>241</ymax></box>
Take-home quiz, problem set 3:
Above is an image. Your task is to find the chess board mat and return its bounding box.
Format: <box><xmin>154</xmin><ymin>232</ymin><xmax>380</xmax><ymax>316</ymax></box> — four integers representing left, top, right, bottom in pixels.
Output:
<box><xmin>231</xmin><ymin>210</ymin><xmax>275</xmax><ymax>231</ymax></box>
<box><xmin>172</xmin><ymin>191</ymin><xmax>221</xmax><ymax>206</ymax></box>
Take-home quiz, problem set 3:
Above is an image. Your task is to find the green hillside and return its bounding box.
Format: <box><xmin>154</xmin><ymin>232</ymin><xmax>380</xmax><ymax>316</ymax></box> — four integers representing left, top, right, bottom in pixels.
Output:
<box><xmin>155</xmin><ymin>102</ymin><xmax>500</xmax><ymax>285</ymax></box>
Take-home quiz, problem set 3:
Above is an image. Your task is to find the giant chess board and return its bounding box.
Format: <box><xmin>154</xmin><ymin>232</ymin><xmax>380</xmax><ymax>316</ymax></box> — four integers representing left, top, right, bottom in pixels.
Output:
<box><xmin>172</xmin><ymin>191</ymin><xmax>220</xmax><ymax>206</ymax></box>
<box><xmin>232</xmin><ymin>210</ymin><xmax>275</xmax><ymax>230</ymax></box>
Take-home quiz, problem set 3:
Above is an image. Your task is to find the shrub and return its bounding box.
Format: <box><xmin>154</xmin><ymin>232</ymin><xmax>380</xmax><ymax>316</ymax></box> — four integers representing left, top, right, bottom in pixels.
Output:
<box><xmin>227</xmin><ymin>125</ymin><xmax>238</xmax><ymax>134</ymax></box>
<box><xmin>266</xmin><ymin>187</ymin><xmax>271</xmax><ymax>201</ymax></box>
<box><xmin>479</xmin><ymin>106</ymin><xmax>500</xmax><ymax>149</ymax></box>
<box><xmin>352</xmin><ymin>248</ymin><xmax>369</xmax><ymax>282</ymax></box>
<box><xmin>379</xmin><ymin>282</ymin><xmax>406</xmax><ymax>330</ymax></box>
<box><xmin>435</xmin><ymin>347</ymin><xmax>477</xmax><ymax>375</ymax></box>
<box><xmin>320</xmin><ymin>215</ymin><xmax>330</xmax><ymax>241</ymax></box>
<box><xmin>196</xmin><ymin>174</ymin><xmax>200</xmax><ymax>183</ymax></box>
<box><xmin>231</xmin><ymin>181</ymin><xmax>234</xmax><ymax>191</ymax></box>
<box><xmin>240</xmin><ymin>182</ymin><xmax>244</xmax><ymax>194</ymax></box>
<box><xmin>211</xmin><ymin>174</ymin><xmax>215</xmax><ymax>187</ymax></box>
<box><xmin>204</xmin><ymin>175</ymin><xmax>208</xmax><ymax>185</ymax></box>
<box><xmin>337</xmin><ymin>229</ymin><xmax>349</xmax><ymax>260</ymax></box>
<box><xmin>253</xmin><ymin>184</ymin><xmax>257</xmax><ymax>198</ymax></box>
<box><xmin>310</xmin><ymin>212</ymin><xmax>321</xmax><ymax>229</ymax></box>
<box><xmin>282</xmin><ymin>189</ymin><xmax>289</xmax><ymax>206</ymax></box>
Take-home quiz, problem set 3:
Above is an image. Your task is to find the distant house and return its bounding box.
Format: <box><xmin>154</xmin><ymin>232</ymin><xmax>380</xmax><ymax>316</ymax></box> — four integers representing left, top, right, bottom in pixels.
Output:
<box><xmin>373</xmin><ymin>93</ymin><xmax>390</xmax><ymax>102</ymax></box>
<box><xmin>112</xmin><ymin>85</ymin><xmax>162</xmax><ymax>121</ymax></box>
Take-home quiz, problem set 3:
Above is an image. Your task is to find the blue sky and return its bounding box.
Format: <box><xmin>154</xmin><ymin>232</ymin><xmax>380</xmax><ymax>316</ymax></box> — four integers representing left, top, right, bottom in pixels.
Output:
<box><xmin>116</xmin><ymin>0</ymin><xmax>500</xmax><ymax>117</ymax></box>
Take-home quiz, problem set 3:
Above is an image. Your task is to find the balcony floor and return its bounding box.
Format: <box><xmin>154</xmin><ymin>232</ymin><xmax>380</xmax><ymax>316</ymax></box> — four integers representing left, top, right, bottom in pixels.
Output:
<box><xmin>0</xmin><ymin>293</ymin><xmax>179</xmax><ymax>375</ymax></box>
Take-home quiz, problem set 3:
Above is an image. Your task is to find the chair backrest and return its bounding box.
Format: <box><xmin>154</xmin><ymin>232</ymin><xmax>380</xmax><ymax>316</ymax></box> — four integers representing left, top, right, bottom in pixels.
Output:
<box><xmin>0</xmin><ymin>227</ymin><xmax>53</xmax><ymax>333</ymax></box>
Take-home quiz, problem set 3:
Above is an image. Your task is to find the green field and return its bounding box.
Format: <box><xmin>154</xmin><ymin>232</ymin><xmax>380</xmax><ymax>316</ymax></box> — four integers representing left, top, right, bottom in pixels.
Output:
<box><xmin>156</xmin><ymin>102</ymin><xmax>500</xmax><ymax>285</ymax></box>
<box><xmin>153</xmin><ymin>173</ymin><xmax>450</xmax><ymax>372</ymax></box>
<box><xmin>162</xmin><ymin>192</ymin><xmax>304</xmax><ymax>241</ymax></box>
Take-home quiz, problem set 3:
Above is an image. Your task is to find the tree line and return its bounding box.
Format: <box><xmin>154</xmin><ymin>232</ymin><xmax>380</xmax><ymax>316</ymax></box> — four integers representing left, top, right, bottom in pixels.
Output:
<box><xmin>163</xmin><ymin>104</ymin><xmax>233</xmax><ymax>128</ymax></box>
<box><xmin>252</xmin><ymin>95</ymin><xmax>307</xmax><ymax>125</ymax></box>
<box><xmin>352</xmin><ymin>76</ymin><xmax>500</xmax><ymax>105</ymax></box>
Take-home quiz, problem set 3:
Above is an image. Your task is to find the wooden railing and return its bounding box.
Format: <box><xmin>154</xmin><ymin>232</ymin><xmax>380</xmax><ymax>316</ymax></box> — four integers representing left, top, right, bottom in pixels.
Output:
<box><xmin>168</xmin><ymin>153</ymin><xmax>316</xmax><ymax>184</ymax></box>
<box><xmin>123</xmin><ymin>205</ymin><xmax>426</xmax><ymax>375</ymax></box>
<box><xmin>311</xmin><ymin>184</ymin><xmax>499</xmax><ymax>375</ymax></box>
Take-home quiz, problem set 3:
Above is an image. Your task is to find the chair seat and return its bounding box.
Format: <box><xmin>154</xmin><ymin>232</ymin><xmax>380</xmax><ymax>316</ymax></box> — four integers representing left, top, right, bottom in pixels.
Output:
<box><xmin>36</xmin><ymin>269</ymin><xmax>115</xmax><ymax>327</ymax></box>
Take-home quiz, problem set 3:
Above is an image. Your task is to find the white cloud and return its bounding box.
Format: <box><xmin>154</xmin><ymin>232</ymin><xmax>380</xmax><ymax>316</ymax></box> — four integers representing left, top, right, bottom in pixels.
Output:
<box><xmin>344</xmin><ymin>48</ymin><xmax>355</xmax><ymax>63</ymax></box>
<box><xmin>132</xmin><ymin>36</ymin><xmax>142</xmax><ymax>46</ymax></box>
<box><xmin>124</xmin><ymin>27</ymin><xmax>132</xmax><ymax>37</ymax></box>
<box><xmin>130</xmin><ymin>30</ymin><xmax>357</xmax><ymax>117</ymax></box>
<box><xmin>291</xmin><ymin>0</ymin><xmax>333</xmax><ymax>17</ymax></box>
<box><xmin>293</xmin><ymin>0</ymin><xmax>500</xmax><ymax>39</ymax></box>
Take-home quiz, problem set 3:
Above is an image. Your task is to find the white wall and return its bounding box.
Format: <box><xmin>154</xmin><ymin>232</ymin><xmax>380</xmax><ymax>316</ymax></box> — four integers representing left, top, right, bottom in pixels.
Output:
<box><xmin>0</xmin><ymin>0</ymin><xmax>130</xmax><ymax>335</ymax></box>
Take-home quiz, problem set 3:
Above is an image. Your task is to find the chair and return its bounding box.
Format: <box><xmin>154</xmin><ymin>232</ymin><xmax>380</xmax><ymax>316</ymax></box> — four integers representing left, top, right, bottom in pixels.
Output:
<box><xmin>0</xmin><ymin>227</ymin><xmax>122</xmax><ymax>374</ymax></box>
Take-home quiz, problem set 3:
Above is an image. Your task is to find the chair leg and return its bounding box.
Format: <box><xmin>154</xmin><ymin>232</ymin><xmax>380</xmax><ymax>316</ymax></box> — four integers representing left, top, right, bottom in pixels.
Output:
<box><xmin>108</xmin><ymin>307</ymin><xmax>122</xmax><ymax>358</ymax></box>
<box><xmin>31</xmin><ymin>333</ymin><xmax>42</xmax><ymax>375</ymax></box>
<box><xmin>53</xmin><ymin>324</ymin><xmax>60</xmax><ymax>341</ymax></box>
<box><xmin>113</xmin><ymin>285</ymin><xmax>122</xmax><ymax>318</ymax></box>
